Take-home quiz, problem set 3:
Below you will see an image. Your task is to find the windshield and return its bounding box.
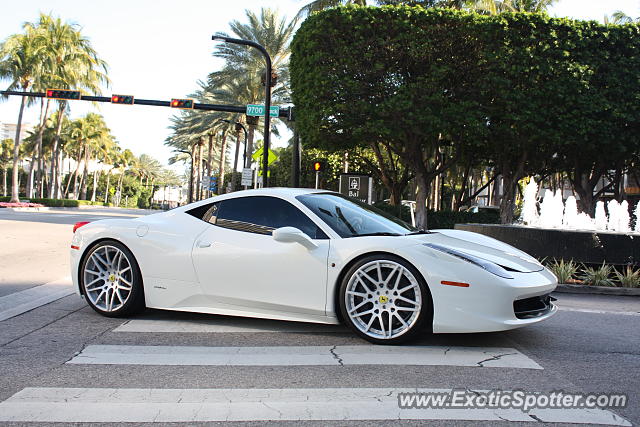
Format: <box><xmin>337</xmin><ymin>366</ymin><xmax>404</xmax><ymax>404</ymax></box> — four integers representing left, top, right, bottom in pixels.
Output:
<box><xmin>296</xmin><ymin>193</ymin><xmax>416</xmax><ymax>238</ymax></box>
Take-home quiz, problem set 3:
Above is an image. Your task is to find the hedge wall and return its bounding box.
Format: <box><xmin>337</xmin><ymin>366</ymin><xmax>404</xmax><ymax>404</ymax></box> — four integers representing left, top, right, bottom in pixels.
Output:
<box><xmin>291</xmin><ymin>6</ymin><xmax>640</xmax><ymax>224</ymax></box>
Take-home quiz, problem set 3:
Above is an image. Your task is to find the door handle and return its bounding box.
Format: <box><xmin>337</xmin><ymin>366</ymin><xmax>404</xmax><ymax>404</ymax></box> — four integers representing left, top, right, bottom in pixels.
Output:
<box><xmin>197</xmin><ymin>241</ymin><xmax>211</xmax><ymax>248</ymax></box>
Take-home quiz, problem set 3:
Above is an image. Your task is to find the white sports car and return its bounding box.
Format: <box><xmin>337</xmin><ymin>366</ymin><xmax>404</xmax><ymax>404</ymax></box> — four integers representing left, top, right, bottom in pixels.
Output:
<box><xmin>70</xmin><ymin>188</ymin><xmax>557</xmax><ymax>344</ymax></box>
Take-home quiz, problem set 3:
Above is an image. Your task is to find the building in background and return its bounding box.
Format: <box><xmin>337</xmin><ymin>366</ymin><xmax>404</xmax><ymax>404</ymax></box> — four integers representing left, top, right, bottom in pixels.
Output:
<box><xmin>0</xmin><ymin>122</ymin><xmax>33</xmax><ymax>142</ymax></box>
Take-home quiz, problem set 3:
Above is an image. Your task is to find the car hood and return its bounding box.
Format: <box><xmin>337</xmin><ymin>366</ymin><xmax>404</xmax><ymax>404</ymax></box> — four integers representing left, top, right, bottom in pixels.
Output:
<box><xmin>415</xmin><ymin>231</ymin><xmax>544</xmax><ymax>273</ymax></box>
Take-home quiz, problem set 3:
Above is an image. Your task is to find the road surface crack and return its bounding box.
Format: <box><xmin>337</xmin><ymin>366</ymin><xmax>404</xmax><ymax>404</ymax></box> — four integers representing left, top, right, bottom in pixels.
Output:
<box><xmin>0</xmin><ymin>305</ymin><xmax>86</xmax><ymax>348</ymax></box>
<box><xmin>495</xmin><ymin>412</ymin><xmax>510</xmax><ymax>422</ymax></box>
<box><xmin>261</xmin><ymin>401</ymin><xmax>283</xmax><ymax>419</ymax></box>
<box><xmin>329</xmin><ymin>345</ymin><xmax>344</xmax><ymax>366</ymax></box>
<box><xmin>528</xmin><ymin>413</ymin><xmax>544</xmax><ymax>422</ymax></box>
<box><xmin>476</xmin><ymin>352</ymin><xmax>517</xmax><ymax>367</ymax></box>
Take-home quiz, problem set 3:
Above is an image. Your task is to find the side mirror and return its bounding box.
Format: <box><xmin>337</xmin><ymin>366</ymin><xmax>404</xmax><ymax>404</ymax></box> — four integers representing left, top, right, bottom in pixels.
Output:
<box><xmin>272</xmin><ymin>227</ymin><xmax>318</xmax><ymax>250</ymax></box>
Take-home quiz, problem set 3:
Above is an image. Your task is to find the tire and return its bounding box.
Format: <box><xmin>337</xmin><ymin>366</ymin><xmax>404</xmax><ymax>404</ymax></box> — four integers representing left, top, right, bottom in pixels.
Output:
<box><xmin>338</xmin><ymin>254</ymin><xmax>432</xmax><ymax>345</ymax></box>
<box><xmin>80</xmin><ymin>239</ymin><xmax>145</xmax><ymax>318</ymax></box>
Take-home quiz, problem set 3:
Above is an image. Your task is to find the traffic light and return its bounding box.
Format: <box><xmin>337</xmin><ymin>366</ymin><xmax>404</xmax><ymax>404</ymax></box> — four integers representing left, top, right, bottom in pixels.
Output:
<box><xmin>312</xmin><ymin>160</ymin><xmax>327</xmax><ymax>172</ymax></box>
<box><xmin>111</xmin><ymin>94</ymin><xmax>134</xmax><ymax>105</ymax></box>
<box><xmin>170</xmin><ymin>98</ymin><xmax>194</xmax><ymax>109</ymax></box>
<box><xmin>46</xmin><ymin>89</ymin><xmax>81</xmax><ymax>100</ymax></box>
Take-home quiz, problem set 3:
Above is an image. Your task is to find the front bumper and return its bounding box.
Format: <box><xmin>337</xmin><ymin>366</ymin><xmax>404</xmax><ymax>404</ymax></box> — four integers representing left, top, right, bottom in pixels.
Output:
<box><xmin>401</xmin><ymin>244</ymin><xmax>559</xmax><ymax>334</ymax></box>
<box><xmin>429</xmin><ymin>270</ymin><xmax>558</xmax><ymax>334</ymax></box>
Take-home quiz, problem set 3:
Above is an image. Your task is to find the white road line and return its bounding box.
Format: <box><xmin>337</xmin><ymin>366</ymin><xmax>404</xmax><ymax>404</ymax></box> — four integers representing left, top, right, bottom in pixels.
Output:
<box><xmin>0</xmin><ymin>277</ymin><xmax>73</xmax><ymax>321</ymax></box>
<box><xmin>558</xmin><ymin>307</ymin><xmax>640</xmax><ymax>317</ymax></box>
<box><xmin>0</xmin><ymin>387</ymin><xmax>629</xmax><ymax>425</ymax></box>
<box><xmin>67</xmin><ymin>344</ymin><xmax>543</xmax><ymax>369</ymax></box>
<box><xmin>115</xmin><ymin>317</ymin><xmax>347</xmax><ymax>333</ymax></box>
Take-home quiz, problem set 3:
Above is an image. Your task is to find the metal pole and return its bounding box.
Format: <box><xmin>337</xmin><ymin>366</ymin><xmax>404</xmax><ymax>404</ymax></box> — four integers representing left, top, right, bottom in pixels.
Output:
<box><xmin>212</xmin><ymin>36</ymin><xmax>272</xmax><ymax>187</ymax></box>
<box><xmin>315</xmin><ymin>171</ymin><xmax>319</xmax><ymax>189</ymax></box>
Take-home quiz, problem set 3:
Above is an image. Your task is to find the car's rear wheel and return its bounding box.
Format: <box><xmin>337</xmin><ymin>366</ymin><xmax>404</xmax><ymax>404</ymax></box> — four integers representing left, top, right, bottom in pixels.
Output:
<box><xmin>80</xmin><ymin>240</ymin><xmax>145</xmax><ymax>317</ymax></box>
<box><xmin>339</xmin><ymin>255</ymin><xmax>432</xmax><ymax>344</ymax></box>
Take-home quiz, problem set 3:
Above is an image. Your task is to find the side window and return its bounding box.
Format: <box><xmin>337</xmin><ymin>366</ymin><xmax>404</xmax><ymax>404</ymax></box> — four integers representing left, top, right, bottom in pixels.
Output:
<box><xmin>186</xmin><ymin>202</ymin><xmax>219</xmax><ymax>223</ymax></box>
<box><xmin>215</xmin><ymin>196</ymin><xmax>328</xmax><ymax>239</ymax></box>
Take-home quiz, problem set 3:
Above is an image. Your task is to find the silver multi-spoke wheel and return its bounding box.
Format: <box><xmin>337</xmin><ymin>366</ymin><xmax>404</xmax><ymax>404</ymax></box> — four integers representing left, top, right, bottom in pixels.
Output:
<box><xmin>345</xmin><ymin>260</ymin><xmax>422</xmax><ymax>340</ymax></box>
<box><xmin>83</xmin><ymin>245</ymin><xmax>134</xmax><ymax>313</ymax></box>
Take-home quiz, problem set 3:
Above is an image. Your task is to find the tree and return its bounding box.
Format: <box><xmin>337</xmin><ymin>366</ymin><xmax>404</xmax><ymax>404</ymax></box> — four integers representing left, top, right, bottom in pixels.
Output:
<box><xmin>0</xmin><ymin>24</ymin><xmax>44</xmax><ymax>202</ymax></box>
<box><xmin>291</xmin><ymin>7</ymin><xmax>488</xmax><ymax>228</ymax></box>
<box><xmin>556</xmin><ymin>22</ymin><xmax>640</xmax><ymax>214</ymax></box>
<box><xmin>297</xmin><ymin>0</ymin><xmax>367</xmax><ymax>19</ymax></box>
<box><xmin>0</xmin><ymin>139</ymin><xmax>13</xmax><ymax>196</ymax></box>
<box><xmin>33</xmin><ymin>14</ymin><xmax>109</xmax><ymax>199</ymax></box>
<box><xmin>609</xmin><ymin>11</ymin><xmax>639</xmax><ymax>25</ymax></box>
<box><xmin>210</xmin><ymin>8</ymin><xmax>297</xmax><ymax>174</ymax></box>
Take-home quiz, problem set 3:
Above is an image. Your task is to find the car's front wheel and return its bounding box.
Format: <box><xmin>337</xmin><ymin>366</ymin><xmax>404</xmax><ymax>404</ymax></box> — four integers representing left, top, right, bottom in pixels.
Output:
<box><xmin>339</xmin><ymin>255</ymin><xmax>432</xmax><ymax>344</ymax></box>
<box><xmin>80</xmin><ymin>240</ymin><xmax>145</xmax><ymax>317</ymax></box>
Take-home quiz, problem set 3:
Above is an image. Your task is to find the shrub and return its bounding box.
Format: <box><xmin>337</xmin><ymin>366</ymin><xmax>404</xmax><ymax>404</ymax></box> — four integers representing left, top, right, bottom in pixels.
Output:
<box><xmin>546</xmin><ymin>259</ymin><xmax>579</xmax><ymax>284</ymax></box>
<box><xmin>372</xmin><ymin>201</ymin><xmax>501</xmax><ymax>229</ymax></box>
<box><xmin>581</xmin><ymin>263</ymin><xmax>615</xmax><ymax>287</ymax></box>
<box><xmin>427</xmin><ymin>210</ymin><xmax>500</xmax><ymax>230</ymax></box>
<box><xmin>614</xmin><ymin>266</ymin><xmax>640</xmax><ymax>288</ymax></box>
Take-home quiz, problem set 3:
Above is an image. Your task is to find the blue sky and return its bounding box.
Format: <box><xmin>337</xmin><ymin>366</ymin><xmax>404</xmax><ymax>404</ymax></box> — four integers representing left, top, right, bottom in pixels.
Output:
<box><xmin>1</xmin><ymin>0</ymin><xmax>638</xmax><ymax>171</ymax></box>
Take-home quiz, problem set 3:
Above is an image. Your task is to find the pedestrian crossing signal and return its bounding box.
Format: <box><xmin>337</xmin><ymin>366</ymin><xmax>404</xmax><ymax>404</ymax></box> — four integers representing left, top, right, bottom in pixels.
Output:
<box><xmin>46</xmin><ymin>89</ymin><xmax>81</xmax><ymax>100</ymax></box>
<box><xmin>170</xmin><ymin>98</ymin><xmax>194</xmax><ymax>109</ymax></box>
<box><xmin>314</xmin><ymin>161</ymin><xmax>322</xmax><ymax>172</ymax></box>
<box><xmin>111</xmin><ymin>94</ymin><xmax>134</xmax><ymax>105</ymax></box>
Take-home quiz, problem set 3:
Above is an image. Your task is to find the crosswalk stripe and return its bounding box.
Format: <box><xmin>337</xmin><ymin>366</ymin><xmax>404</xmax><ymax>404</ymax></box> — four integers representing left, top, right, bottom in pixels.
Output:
<box><xmin>67</xmin><ymin>344</ymin><xmax>543</xmax><ymax>369</ymax></box>
<box><xmin>114</xmin><ymin>317</ymin><xmax>347</xmax><ymax>333</ymax></box>
<box><xmin>0</xmin><ymin>387</ymin><xmax>629</xmax><ymax>425</ymax></box>
<box><xmin>0</xmin><ymin>276</ymin><xmax>73</xmax><ymax>321</ymax></box>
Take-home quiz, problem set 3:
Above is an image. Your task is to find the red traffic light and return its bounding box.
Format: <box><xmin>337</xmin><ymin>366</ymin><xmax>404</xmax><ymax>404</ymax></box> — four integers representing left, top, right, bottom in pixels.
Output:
<box><xmin>111</xmin><ymin>94</ymin><xmax>134</xmax><ymax>105</ymax></box>
<box><xmin>46</xmin><ymin>89</ymin><xmax>81</xmax><ymax>100</ymax></box>
<box><xmin>170</xmin><ymin>98</ymin><xmax>194</xmax><ymax>109</ymax></box>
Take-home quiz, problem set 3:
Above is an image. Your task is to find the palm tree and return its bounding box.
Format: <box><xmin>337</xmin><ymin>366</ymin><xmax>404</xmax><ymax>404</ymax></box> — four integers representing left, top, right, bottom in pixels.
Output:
<box><xmin>609</xmin><ymin>11</ymin><xmax>639</xmax><ymax>24</ymax></box>
<box><xmin>470</xmin><ymin>0</ymin><xmax>557</xmax><ymax>14</ymax></box>
<box><xmin>94</xmin><ymin>137</ymin><xmax>119</xmax><ymax>203</ymax></box>
<box><xmin>0</xmin><ymin>139</ymin><xmax>13</xmax><ymax>196</ymax></box>
<box><xmin>297</xmin><ymin>0</ymin><xmax>367</xmax><ymax>19</ymax></box>
<box><xmin>114</xmin><ymin>149</ymin><xmax>135</xmax><ymax>205</ymax></box>
<box><xmin>210</xmin><ymin>8</ymin><xmax>296</xmax><ymax>176</ymax></box>
<box><xmin>65</xmin><ymin>114</ymin><xmax>102</xmax><ymax>199</ymax></box>
<box><xmin>137</xmin><ymin>154</ymin><xmax>163</xmax><ymax>187</ymax></box>
<box><xmin>0</xmin><ymin>24</ymin><xmax>45</xmax><ymax>202</ymax></box>
<box><xmin>32</xmin><ymin>14</ymin><xmax>109</xmax><ymax>199</ymax></box>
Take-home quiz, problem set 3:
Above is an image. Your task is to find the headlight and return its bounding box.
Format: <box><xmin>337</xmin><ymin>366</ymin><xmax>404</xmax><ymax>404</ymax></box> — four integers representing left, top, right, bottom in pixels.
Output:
<box><xmin>423</xmin><ymin>243</ymin><xmax>514</xmax><ymax>279</ymax></box>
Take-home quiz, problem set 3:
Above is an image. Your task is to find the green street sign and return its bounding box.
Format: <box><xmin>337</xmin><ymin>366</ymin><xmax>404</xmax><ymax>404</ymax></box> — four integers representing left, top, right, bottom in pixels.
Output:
<box><xmin>252</xmin><ymin>147</ymin><xmax>278</xmax><ymax>165</ymax></box>
<box><xmin>246</xmin><ymin>104</ymin><xmax>280</xmax><ymax>118</ymax></box>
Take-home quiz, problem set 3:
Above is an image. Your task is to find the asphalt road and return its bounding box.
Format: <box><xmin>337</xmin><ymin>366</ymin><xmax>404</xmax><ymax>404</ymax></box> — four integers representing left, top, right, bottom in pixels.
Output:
<box><xmin>0</xmin><ymin>207</ymin><xmax>638</xmax><ymax>426</ymax></box>
<box><xmin>0</xmin><ymin>207</ymin><xmax>153</xmax><ymax>297</ymax></box>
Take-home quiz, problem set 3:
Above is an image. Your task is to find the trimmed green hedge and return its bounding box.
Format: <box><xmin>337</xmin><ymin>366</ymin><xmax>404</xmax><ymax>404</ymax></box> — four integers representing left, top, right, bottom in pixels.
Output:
<box><xmin>0</xmin><ymin>196</ymin><xmax>111</xmax><ymax>207</ymax></box>
<box><xmin>374</xmin><ymin>201</ymin><xmax>500</xmax><ymax>229</ymax></box>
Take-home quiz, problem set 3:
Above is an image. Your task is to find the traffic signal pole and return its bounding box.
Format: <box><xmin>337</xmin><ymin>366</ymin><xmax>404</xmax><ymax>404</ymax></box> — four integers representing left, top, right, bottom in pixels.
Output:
<box><xmin>0</xmin><ymin>90</ymin><xmax>292</xmax><ymax>119</ymax></box>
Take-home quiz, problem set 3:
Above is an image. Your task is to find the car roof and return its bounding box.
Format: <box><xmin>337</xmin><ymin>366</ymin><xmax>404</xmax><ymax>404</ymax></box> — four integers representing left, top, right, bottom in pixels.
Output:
<box><xmin>172</xmin><ymin>187</ymin><xmax>331</xmax><ymax>213</ymax></box>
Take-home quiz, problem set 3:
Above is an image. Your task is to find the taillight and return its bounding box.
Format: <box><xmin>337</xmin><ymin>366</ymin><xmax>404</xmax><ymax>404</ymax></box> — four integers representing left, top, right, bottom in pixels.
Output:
<box><xmin>73</xmin><ymin>221</ymin><xmax>90</xmax><ymax>233</ymax></box>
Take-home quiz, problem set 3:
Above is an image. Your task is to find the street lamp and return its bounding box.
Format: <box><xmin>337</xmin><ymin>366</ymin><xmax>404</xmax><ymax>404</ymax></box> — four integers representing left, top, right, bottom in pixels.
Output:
<box><xmin>212</xmin><ymin>35</ymin><xmax>273</xmax><ymax>188</ymax></box>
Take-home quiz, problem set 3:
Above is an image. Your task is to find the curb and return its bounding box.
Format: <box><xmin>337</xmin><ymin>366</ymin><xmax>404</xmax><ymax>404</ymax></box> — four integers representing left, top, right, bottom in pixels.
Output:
<box><xmin>555</xmin><ymin>284</ymin><xmax>640</xmax><ymax>297</ymax></box>
<box><xmin>2</xmin><ymin>206</ymin><xmax>161</xmax><ymax>213</ymax></box>
<box><xmin>1</xmin><ymin>207</ymin><xmax>50</xmax><ymax>212</ymax></box>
